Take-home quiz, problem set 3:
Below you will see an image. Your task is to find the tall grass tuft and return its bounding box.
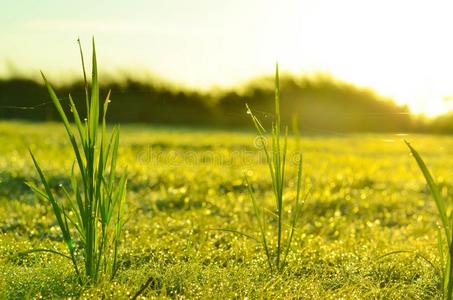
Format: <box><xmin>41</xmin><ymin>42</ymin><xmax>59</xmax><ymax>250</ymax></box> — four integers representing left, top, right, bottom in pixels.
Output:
<box><xmin>27</xmin><ymin>38</ymin><xmax>127</xmax><ymax>285</ymax></box>
<box><xmin>405</xmin><ymin>140</ymin><xmax>452</xmax><ymax>299</ymax></box>
<box><xmin>244</xmin><ymin>64</ymin><xmax>304</xmax><ymax>273</ymax></box>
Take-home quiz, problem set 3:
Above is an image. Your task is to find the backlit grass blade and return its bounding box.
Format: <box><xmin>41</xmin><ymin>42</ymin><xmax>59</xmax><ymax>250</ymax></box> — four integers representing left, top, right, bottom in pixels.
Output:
<box><xmin>89</xmin><ymin>38</ymin><xmax>99</xmax><ymax>146</ymax></box>
<box><xmin>405</xmin><ymin>141</ymin><xmax>450</xmax><ymax>242</ymax></box>
<box><xmin>77</xmin><ymin>37</ymin><xmax>89</xmax><ymax>112</ymax></box>
<box><xmin>215</xmin><ymin>228</ymin><xmax>259</xmax><ymax>242</ymax></box>
<box><xmin>28</xmin><ymin>150</ymin><xmax>82</xmax><ymax>284</ymax></box>
<box><xmin>68</xmin><ymin>94</ymin><xmax>87</xmax><ymax>151</ymax></box>
<box><xmin>40</xmin><ymin>73</ymin><xmax>86</xmax><ymax>183</ymax></box>
<box><xmin>60</xmin><ymin>184</ymin><xmax>83</xmax><ymax>235</ymax></box>
<box><xmin>439</xmin><ymin>229</ymin><xmax>446</xmax><ymax>284</ymax></box>
<box><xmin>108</xmin><ymin>126</ymin><xmax>120</xmax><ymax>188</ymax></box>
<box><xmin>29</xmin><ymin>150</ymin><xmax>72</xmax><ymax>249</ymax></box>
<box><xmin>112</xmin><ymin>174</ymin><xmax>127</xmax><ymax>278</ymax></box>
<box><xmin>245</xmin><ymin>104</ymin><xmax>278</xmax><ymax>199</ymax></box>
<box><xmin>405</xmin><ymin>140</ymin><xmax>453</xmax><ymax>299</ymax></box>
<box><xmin>245</xmin><ymin>176</ymin><xmax>273</xmax><ymax>272</ymax></box>
<box><xmin>282</xmin><ymin>153</ymin><xmax>304</xmax><ymax>267</ymax></box>
<box><xmin>276</xmin><ymin>127</ymin><xmax>288</xmax><ymax>268</ymax></box>
<box><xmin>19</xmin><ymin>248</ymin><xmax>72</xmax><ymax>260</ymax></box>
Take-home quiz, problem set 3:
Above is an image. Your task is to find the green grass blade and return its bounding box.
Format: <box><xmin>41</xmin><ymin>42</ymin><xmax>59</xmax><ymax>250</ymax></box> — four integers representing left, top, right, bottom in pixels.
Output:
<box><xmin>108</xmin><ymin>127</ymin><xmax>120</xmax><ymax>188</ymax></box>
<box><xmin>245</xmin><ymin>104</ymin><xmax>278</xmax><ymax>198</ymax></box>
<box><xmin>111</xmin><ymin>175</ymin><xmax>127</xmax><ymax>279</ymax></box>
<box><xmin>29</xmin><ymin>150</ymin><xmax>72</xmax><ymax>249</ymax></box>
<box><xmin>406</xmin><ymin>140</ymin><xmax>453</xmax><ymax>299</ymax></box>
<box><xmin>405</xmin><ymin>141</ymin><xmax>450</xmax><ymax>243</ymax></box>
<box><xmin>245</xmin><ymin>176</ymin><xmax>273</xmax><ymax>272</ymax></box>
<box><xmin>274</xmin><ymin>63</ymin><xmax>280</xmax><ymax>131</ymax></box>
<box><xmin>68</xmin><ymin>94</ymin><xmax>87</xmax><ymax>151</ymax></box>
<box><xmin>276</xmin><ymin>127</ymin><xmax>288</xmax><ymax>269</ymax></box>
<box><xmin>282</xmin><ymin>153</ymin><xmax>304</xmax><ymax>267</ymax></box>
<box><xmin>70</xmin><ymin>163</ymin><xmax>87</xmax><ymax>236</ymax></box>
<box><xmin>60</xmin><ymin>185</ymin><xmax>84</xmax><ymax>237</ymax></box>
<box><xmin>41</xmin><ymin>73</ymin><xmax>86</xmax><ymax>184</ymax></box>
<box><xmin>89</xmin><ymin>38</ymin><xmax>99</xmax><ymax>145</ymax></box>
<box><xmin>245</xmin><ymin>103</ymin><xmax>266</xmax><ymax>134</ymax></box>
<box><xmin>77</xmin><ymin>37</ymin><xmax>90</xmax><ymax>113</ymax></box>
<box><xmin>26</xmin><ymin>182</ymin><xmax>49</xmax><ymax>202</ymax></box>
<box><xmin>377</xmin><ymin>250</ymin><xmax>438</xmax><ymax>273</ymax></box>
<box><xmin>213</xmin><ymin>229</ymin><xmax>259</xmax><ymax>242</ymax></box>
<box><xmin>19</xmin><ymin>248</ymin><xmax>72</xmax><ymax>260</ymax></box>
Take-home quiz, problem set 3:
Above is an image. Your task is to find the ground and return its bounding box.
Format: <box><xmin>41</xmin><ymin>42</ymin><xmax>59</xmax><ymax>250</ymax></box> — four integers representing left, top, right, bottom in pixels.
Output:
<box><xmin>0</xmin><ymin>121</ymin><xmax>452</xmax><ymax>299</ymax></box>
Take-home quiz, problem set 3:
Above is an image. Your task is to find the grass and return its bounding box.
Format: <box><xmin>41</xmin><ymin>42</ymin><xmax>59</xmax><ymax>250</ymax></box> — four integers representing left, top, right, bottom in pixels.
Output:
<box><xmin>25</xmin><ymin>39</ymin><xmax>127</xmax><ymax>285</ymax></box>
<box><xmin>406</xmin><ymin>140</ymin><xmax>453</xmax><ymax>299</ymax></box>
<box><xmin>0</xmin><ymin>123</ymin><xmax>450</xmax><ymax>298</ymax></box>
<box><xmin>243</xmin><ymin>64</ymin><xmax>304</xmax><ymax>272</ymax></box>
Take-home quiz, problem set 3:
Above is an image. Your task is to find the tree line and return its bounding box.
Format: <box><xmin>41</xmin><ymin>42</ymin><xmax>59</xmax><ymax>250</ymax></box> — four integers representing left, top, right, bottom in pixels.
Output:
<box><xmin>0</xmin><ymin>74</ymin><xmax>450</xmax><ymax>133</ymax></box>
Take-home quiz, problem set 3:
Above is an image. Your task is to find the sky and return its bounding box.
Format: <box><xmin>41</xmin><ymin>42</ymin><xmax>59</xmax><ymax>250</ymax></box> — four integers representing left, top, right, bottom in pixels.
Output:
<box><xmin>2</xmin><ymin>0</ymin><xmax>453</xmax><ymax>116</ymax></box>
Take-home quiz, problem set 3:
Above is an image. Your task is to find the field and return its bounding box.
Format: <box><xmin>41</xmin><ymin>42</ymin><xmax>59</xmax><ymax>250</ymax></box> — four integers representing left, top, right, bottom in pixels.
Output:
<box><xmin>0</xmin><ymin>121</ymin><xmax>452</xmax><ymax>299</ymax></box>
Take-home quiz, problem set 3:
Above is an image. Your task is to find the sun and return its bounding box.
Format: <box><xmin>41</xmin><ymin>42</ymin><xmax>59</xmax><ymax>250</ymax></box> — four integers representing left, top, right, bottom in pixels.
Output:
<box><xmin>274</xmin><ymin>0</ymin><xmax>453</xmax><ymax>116</ymax></box>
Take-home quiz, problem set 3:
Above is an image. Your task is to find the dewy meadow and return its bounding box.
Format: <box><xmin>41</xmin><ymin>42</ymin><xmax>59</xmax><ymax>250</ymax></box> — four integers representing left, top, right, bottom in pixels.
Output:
<box><xmin>0</xmin><ymin>8</ymin><xmax>453</xmax><ymax>299</ymax></box>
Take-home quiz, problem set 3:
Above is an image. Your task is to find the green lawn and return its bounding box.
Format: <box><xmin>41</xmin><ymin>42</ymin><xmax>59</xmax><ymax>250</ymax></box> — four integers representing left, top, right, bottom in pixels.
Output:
<box><xmin>0</xmin><ymin>121</ymin><xmax>452</xmax><ymax>299</ymax></box>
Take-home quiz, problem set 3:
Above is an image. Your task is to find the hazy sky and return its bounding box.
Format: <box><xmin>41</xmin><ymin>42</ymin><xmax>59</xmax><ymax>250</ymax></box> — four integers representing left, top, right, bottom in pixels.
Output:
<box><xmin>2</xmin><ymin>0</ymin><xmax>453</xmax><ymax>116</ymax></box>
